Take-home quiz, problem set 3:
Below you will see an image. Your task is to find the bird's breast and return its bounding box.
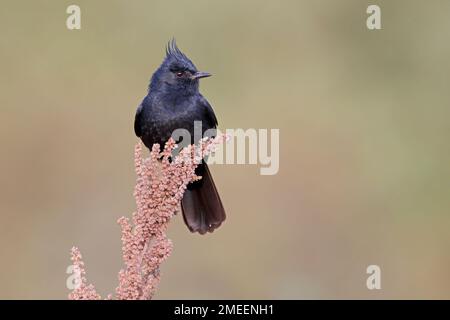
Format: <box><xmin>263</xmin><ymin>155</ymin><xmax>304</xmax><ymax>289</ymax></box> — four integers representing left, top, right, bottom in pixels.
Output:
<box><xmin>140</xmin><ymin>100</ymin><xmax>208</xmax><ymax>149</ymax></box>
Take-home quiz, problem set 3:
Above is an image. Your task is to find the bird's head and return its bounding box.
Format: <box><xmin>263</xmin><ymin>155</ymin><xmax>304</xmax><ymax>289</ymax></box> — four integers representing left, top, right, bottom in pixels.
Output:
<box><xmin>149</xmin><ymin>39</ymin><xmax>211</xmax><ymax>95</ymax></box>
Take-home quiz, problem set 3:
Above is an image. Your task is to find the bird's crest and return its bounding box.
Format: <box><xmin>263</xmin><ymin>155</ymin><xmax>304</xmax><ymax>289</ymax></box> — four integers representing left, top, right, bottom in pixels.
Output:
<box><xmin>165</xmin><ymin>38</ymin><xmax>188</xmax><ymax>61</ymax></box>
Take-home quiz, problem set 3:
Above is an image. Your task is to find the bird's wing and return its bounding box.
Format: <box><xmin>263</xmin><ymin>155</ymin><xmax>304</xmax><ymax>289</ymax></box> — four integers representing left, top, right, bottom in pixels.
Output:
<box><xmin>199</xmin><ymin>95</ymin><xmax>218</xmax><ymax>128</ymax></box>
<box><xmin>134</xmin><ymin>104</ymin><xmax>143</xmax><ymax>137</ymax></box>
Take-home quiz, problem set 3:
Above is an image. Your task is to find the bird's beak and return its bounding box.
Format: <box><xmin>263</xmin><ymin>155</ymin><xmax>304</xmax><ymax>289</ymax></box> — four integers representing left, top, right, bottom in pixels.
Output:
<box><xmin>191</xmin><ymin>71</ymin><xmax>212</xmax><ymax>80</ymax></box>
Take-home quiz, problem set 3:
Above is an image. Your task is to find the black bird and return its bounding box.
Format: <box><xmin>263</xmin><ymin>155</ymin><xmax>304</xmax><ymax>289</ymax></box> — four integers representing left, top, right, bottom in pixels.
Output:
<box><xmin>134</xmin><ymin>39</ymin><xmax>226</xmax><ymax>234</ymax></box>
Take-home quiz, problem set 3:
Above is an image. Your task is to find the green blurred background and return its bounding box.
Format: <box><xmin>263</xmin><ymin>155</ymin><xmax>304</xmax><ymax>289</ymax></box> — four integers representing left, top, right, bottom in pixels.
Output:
<box><xmin>0</xmin><ymin>0</ymin><xmax>449</xmax><ymax>299</ymax></box>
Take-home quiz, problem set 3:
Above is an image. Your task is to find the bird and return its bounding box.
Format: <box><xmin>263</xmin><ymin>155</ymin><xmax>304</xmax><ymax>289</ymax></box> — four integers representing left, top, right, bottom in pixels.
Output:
<box><xmin>134</xmin><ymin>39</ymin><xmax>226</xmax><ymax>235</ymax></box>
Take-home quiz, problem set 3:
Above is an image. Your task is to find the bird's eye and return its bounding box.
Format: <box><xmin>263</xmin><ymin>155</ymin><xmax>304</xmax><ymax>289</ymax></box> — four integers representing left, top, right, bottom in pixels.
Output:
<box><xmin>176</xmin><ymin>71</ymin><xmax>184</xmax><ymax>77</ymax></box>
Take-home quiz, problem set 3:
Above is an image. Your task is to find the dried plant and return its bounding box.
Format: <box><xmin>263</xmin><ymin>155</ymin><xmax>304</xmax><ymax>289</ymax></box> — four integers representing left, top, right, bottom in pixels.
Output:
<box><xmin>68</xmin><ymin>136</ymin><xmax>224</xmax><ymax>300</ymax></box>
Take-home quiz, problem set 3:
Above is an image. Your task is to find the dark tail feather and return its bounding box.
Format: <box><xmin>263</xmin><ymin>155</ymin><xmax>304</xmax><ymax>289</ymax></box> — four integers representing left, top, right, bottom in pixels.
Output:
<box><xmin>181</xmin><ymin>162</ymin><xmax>226</xmax><ymax>234</ymax></box>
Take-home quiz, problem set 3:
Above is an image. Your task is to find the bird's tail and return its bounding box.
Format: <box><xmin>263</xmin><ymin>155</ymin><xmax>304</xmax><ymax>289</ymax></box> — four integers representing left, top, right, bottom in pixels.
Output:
<box><xmin>181</xmin><ymin>162</ymin><xmax>226</xmax><ymax>234</ymax></box>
